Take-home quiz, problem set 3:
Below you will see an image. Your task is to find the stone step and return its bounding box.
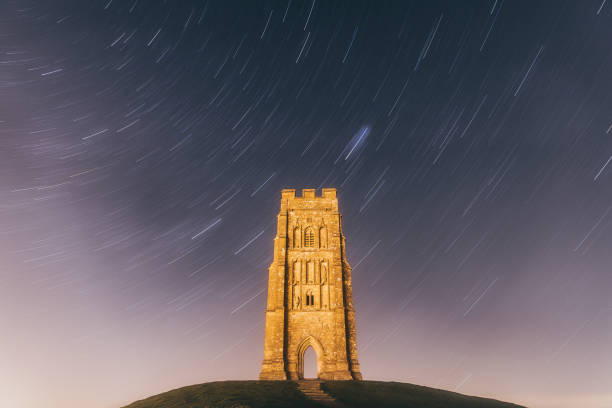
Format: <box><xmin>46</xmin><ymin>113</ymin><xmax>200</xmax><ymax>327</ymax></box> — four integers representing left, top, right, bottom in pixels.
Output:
<box><xmin>296</xmin><ymin>381</ymin><xmax>344</xmax><ymax>407</ymax></box>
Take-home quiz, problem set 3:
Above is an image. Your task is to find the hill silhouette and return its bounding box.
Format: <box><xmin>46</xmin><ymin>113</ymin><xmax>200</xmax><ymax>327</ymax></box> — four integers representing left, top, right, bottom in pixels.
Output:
<box><xmin>122</xmin><ymin>380</ymin><xmax>525</xmax><ymax>408</ymax></box>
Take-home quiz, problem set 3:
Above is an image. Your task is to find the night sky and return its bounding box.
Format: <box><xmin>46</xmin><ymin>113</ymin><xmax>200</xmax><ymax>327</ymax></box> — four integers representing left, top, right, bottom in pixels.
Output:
<box><xmin>1</xmin><ymin>1</ymin><xmax>611</xmax><ymax>407</ymax></box>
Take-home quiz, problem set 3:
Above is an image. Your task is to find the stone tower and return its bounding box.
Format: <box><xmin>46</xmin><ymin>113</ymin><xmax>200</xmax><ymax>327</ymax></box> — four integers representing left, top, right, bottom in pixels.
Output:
<box><xmin>259</xmin><ymin>188</ymin><xmax>362</xmax><ymax>381</ymax></box>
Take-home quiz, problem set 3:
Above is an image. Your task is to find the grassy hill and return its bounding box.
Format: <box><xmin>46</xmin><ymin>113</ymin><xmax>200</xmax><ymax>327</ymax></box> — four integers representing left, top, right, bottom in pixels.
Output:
<box><xmin>122</xmin><ymin>380</ymin><xmax>525</xmax><ymax>408</ymax></box>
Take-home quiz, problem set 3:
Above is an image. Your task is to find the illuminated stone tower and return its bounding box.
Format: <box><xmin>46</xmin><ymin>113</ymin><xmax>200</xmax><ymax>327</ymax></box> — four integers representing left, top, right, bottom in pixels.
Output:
<box><xmin>259</xmin><ymin>188</ymin><xmax>362</xmax><ymax>380</ymax></box>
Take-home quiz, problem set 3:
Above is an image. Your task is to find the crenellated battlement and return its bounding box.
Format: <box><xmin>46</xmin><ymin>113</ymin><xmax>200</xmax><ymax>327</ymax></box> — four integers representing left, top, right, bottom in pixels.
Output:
<box><xmin>281</xmin><ymin>188</ymin><xmax>337</xmax><ymax>199</ymax></box>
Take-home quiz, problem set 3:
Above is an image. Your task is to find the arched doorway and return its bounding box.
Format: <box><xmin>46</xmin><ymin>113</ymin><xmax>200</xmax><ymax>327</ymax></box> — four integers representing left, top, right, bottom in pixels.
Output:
<box><xmin>297</xmin><ymin>336</ymin><xmax>324</xmax><ymax>379</ymax></box>
<box><xmin>303</xmin><ymin>346</ymin><xmax>317</xmax><ymax>379</ymax></box>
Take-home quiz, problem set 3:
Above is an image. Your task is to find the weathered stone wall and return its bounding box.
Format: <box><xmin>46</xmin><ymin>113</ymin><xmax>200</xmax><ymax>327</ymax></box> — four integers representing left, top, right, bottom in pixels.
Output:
<box><xmin>260</xmin><ymin>188</ymin><xmax>362</xmax><ymax>381</ymax></box>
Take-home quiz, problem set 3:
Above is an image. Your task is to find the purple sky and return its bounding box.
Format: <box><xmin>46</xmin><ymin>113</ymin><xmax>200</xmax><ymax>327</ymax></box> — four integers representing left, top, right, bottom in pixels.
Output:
<box><xmin>1</xmin><ymin>1</ymin><xmax>611</xmax><ymax>407</ymax></box>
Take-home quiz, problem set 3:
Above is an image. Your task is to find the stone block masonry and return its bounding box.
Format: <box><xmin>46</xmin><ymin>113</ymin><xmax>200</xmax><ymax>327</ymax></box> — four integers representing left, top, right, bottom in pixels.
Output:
<box><xmin>259</xmin><ymin>188</ymin><xmax>362</xmax><ymax>381</ymax></box>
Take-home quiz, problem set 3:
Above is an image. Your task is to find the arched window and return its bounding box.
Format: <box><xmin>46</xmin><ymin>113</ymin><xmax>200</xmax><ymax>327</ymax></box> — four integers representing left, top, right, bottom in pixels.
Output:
<box><xmin>319</xmin><ymin>226</ymin><xmax>327</xmax><ymax>248</ymax></box>
<box><xmin>304</xmin><ymin>227</ymin><xmax>315</xmax><ymax>247</ymax></box>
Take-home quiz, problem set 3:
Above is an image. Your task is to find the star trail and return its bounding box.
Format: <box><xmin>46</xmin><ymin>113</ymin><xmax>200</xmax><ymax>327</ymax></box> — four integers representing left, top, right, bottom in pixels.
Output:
<box><xmin>1</xmin><ymin>1</ymin><xmax>611</xmax><ymax>408</ymax></box>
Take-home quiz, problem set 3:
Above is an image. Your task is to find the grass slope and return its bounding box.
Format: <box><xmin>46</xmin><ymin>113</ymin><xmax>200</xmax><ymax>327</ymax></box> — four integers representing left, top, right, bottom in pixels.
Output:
<box><xmin>322</xmin><ymin>381</ymin><xmax>525</xmax><ymax>408</ymax></box>
<box><xmin>123</xmin><ymin>380</ymin><xmax>525</xmax><ymax>408</ymax></box>
<box><xmin>123</xmin><ymin>381</ymin><xmax>324</xmax><ymax>408</ymax></box>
